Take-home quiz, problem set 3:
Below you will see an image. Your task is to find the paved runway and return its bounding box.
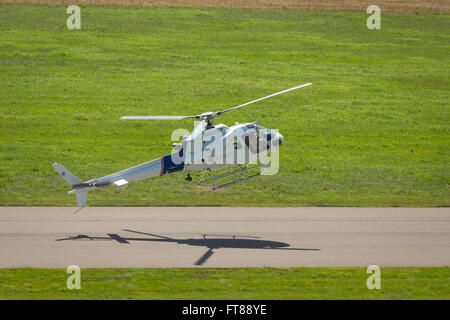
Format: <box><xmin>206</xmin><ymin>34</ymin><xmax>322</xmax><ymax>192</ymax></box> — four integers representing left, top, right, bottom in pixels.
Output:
<box><xmin>0</xmin><ymin>207</ymin><xmax>449</xmax><ymax>268</ymax></box>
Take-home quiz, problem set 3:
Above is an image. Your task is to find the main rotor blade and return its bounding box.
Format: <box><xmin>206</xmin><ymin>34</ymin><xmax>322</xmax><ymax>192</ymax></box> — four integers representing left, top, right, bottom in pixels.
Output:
<box><xmin>218</xmin><ymin>82</ymin><xmax>312</xmax><ymax>115</ymax></box>
<box><xmin>120</xmin><ymin>83</ymin><xmax>311</xmax><ymax>122</ymax></box>
<box><xmin>120</xmin><ymin>115</ymin><xmax>197</xmax><ymax>120</ymax></box>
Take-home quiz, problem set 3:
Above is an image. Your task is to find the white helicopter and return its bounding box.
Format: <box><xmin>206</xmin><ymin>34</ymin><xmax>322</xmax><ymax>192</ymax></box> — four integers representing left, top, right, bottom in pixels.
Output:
<box><xmin>53</xmin><ymin>83</ymin><xmax>312</xmax><ymax>207</ymax></box>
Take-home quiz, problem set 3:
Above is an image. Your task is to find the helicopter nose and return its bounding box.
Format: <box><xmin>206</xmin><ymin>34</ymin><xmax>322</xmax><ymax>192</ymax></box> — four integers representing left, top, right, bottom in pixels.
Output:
<box><xmin>276</xmin><ymin>133</ymin><xmax>284</xmax><ymax>147</ymax></box>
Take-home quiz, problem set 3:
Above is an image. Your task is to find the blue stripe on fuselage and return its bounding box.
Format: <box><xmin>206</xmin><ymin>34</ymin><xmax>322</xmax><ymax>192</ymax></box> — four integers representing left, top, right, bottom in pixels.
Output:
<box><xmin>161</xmin><ymin>150</ymin><xmax>184</xmax><ymax>175</ymax></box>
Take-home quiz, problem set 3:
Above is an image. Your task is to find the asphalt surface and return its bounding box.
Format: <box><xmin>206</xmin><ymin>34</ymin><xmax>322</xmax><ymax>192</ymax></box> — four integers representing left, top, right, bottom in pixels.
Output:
<box><xmin>0</xmin><ymin>207</ymin><xmax>449</xmax><ymax>267</ymax></box>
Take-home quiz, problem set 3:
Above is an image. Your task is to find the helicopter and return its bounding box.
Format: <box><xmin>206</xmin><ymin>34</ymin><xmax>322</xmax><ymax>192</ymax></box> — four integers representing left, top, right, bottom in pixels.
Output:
<box><xmin>53</xmin><ymin>83</ymin><xmax>312</xmax><ymax>207</ymax></box>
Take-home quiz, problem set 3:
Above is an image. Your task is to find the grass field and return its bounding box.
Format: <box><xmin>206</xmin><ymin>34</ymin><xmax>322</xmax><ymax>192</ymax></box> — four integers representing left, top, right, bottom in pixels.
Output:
<box><xmin>0</xmin><ymin>5</ymin><xmax>449</xmax><ymax>206</ymax></box>
<box><xmin>0</xmin><ymin>267</ymin><xmax>448</xmax><ymax>299</ymax></box>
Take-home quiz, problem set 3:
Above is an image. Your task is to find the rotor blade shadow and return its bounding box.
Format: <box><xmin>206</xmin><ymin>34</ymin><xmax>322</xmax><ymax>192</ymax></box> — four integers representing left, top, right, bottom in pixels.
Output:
<box><xmin>56</xmin><ymin>234</ymin><xmax>92</xmax><ymax>241</ymax></box>
<box><xmin>123</xmin><ymin>229</ymin><xmax>174</xmax><ymax>240</ymax></box>
<box><xmin>268</xmin><ymin>247</ymin><xmax>320</xmax><ymax>251</ymax></box>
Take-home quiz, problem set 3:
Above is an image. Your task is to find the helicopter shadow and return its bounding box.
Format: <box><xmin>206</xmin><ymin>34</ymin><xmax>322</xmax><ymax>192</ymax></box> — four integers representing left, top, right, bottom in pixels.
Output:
<box><xmin>56</xmin><ymin>229</ymin><xmax>320</xmax><ymax>266</ymax></box>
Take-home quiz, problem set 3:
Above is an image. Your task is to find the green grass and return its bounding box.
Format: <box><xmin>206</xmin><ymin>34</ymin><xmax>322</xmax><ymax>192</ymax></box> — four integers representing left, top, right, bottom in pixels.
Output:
<box><xmin>0</xmin><ymin>5</ymin><xmax>449</xmax><ymax>206</ymax></box>
<box><xmin>0</xmin><ymin>267</ymin><xmax>448</xmax><ymax>299</ymax></box>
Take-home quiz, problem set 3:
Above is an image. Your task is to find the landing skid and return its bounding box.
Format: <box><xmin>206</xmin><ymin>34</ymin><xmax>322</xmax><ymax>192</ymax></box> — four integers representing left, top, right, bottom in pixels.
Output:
<box><xmin>198</xmin><ymin>162</ymin><xmax>270</xmax><ymax>189</ymax></box>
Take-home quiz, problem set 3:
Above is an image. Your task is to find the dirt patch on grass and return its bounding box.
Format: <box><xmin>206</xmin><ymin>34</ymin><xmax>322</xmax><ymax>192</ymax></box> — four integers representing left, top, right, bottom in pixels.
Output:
<box><xmin>1</xmin><ymin>0</ymin><xmax>449</xmax><ymax>14</ymax></box>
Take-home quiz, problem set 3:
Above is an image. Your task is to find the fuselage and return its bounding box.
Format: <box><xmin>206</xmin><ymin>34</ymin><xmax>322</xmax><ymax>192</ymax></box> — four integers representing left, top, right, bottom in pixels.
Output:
<box><xmin>81</xmin><ymin>122</ymin><xmax>283</xmax><ymax>189</ymax></box>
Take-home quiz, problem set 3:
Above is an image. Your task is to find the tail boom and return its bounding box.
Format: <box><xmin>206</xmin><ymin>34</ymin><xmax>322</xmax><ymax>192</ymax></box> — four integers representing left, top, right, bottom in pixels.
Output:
<box><xmin>53</xmin><ymin>152</ymin><xmax>184</xmax><ymax>207</ymax></box>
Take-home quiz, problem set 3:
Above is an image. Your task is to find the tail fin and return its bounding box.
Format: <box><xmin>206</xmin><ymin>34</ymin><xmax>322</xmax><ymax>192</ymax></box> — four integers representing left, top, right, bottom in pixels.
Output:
<box><xmin>75</xmin><ymin>191</ymin><xmax>88</xmax><ymax>207</ymax></box>
<box><xmin>53</xmin><ymin>163</ymin><xmax>82</xmax><ymax>186</ymax></box>
<box><xmin>53</xmin><ymin>163</ymin><xmax>87</xmax><ymax>207</ymax></box>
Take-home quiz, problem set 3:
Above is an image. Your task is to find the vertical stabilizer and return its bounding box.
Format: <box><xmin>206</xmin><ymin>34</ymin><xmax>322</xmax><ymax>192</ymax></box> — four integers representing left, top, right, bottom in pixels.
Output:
<box><xmin>53</xmin><ymin>163</ymin><xmax>82</xmax><ymax>186</ymax></box>
<box><xmin>76</xmin><ymin>191</ymin><xmax>88</xmax><ymax>207</ymax></box>
<box><xmin>53</xmin><ymin>163</ymin><xmax>87</xmax><ymax>207</ymax></box>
